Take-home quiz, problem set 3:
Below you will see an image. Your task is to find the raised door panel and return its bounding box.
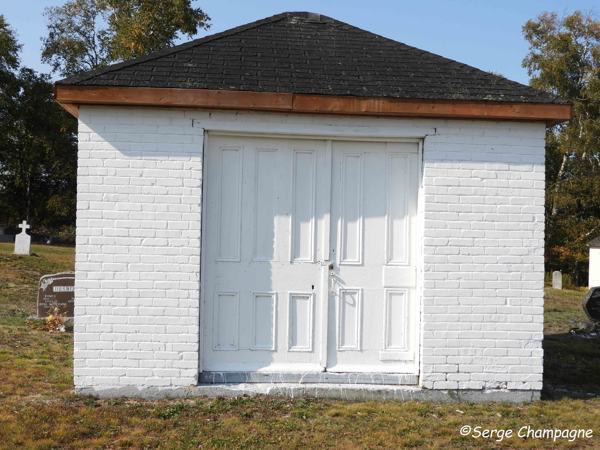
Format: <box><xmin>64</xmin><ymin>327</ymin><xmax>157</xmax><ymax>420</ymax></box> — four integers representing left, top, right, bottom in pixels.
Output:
<box><xmin>328</xmin><ymin>141</ymin><xmax>419</xmax><ymax>373</ymax></box>
<box><xmin>216</xmin><ymin>147</ymin><xmax>242</xmax><ymax>261</ymax></box>
<box><xmin>253</xmin><ymin>149</ymin><xmax>278</xmax><ymax>261</ymax></box>
<box><xmin>203</xmin><ymin>135</ymin><xmax>325</xmax><ymax>372</ymax></box>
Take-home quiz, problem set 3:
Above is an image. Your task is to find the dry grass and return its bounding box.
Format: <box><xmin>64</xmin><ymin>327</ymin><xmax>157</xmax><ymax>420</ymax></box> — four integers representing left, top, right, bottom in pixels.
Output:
<box><xmin>0</xmin><ymin>242</ymin><xmax>74</xmax><ymax>325</ymax></box>
<box><xmin>544</xmin><ymin>287</ymin><xmax>589</xmax><ymax>335</ymax></box>
<box><xmin>0</xmin><ymin>395</ymin><xmax>599</xmax><ymax>449</ymax></box>
<box><xmin>0</xmin><ymin>245</ymin><xmax>599</xmax><ymax>449</ymax></box>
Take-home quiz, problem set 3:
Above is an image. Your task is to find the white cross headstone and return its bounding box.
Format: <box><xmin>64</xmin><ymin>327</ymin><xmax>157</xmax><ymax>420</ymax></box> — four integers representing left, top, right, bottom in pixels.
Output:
<box><xmin>14</xmin><ymin>220</ymin><xmax>31</xmax><ymax>255</ymax></box>
<box><xmin>552</xmin><ymin>270</ymin><xmax>562</xmax><ymax>290</ymax></box>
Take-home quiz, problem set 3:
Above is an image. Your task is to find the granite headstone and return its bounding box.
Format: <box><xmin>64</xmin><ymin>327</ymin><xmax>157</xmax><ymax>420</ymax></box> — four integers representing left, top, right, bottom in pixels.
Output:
<box><xmin>552</xmin><ymin>270</ymin><xmax>562</xmax><ymax>290</ymax></box>
<box><xmin>37</xmin><ymin>272</ymin><xmax>75</xmax><ymax>318</ymax></box>
<box><xmin>583</xmin><ymin>287</ymin><xmax>600</xmax><ymax>323</ymax></box>
<box><xmin>13</xmin><ymin>220</ymin><xmax>31</xmax><ymax>255</ymax></box>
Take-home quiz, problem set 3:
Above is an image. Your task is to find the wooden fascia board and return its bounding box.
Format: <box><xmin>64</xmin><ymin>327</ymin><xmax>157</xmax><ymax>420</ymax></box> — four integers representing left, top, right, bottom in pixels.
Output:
<box><xmin>59</xmin><ymin>102</ymin><xmax>80</xmax><ymax>118</ymax></box>
<box><xmin>56</xmin><ymin>85</ymin><xmax>293</xmax><ymax>111</ymax></box>
<box><xmin>55</xmin><ymin>85</ymin><xmax>572</xmax><ymax>125</ymax></box>
<box><xmin>293</xmin><ymin>95</ymin><xmax>573</xmax><ymax>124</ymax></box>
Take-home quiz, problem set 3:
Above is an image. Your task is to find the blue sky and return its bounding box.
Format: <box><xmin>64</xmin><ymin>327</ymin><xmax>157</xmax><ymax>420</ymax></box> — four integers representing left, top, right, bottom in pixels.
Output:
<box><xmin>2</xmin><ymin>0</ymin><xmax>597</xmax><ymax>84</ymax></box>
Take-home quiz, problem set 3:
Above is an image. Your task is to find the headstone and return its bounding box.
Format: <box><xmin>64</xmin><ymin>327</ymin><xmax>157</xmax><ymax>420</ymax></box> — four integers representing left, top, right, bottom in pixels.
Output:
<box><xmin>13</xmin><ymin>220</ymin><xmax>31</xmax><ymax>255</ymax></box>
<box><xmin>583</xmin><ymin>287</ymin><xmax>600</xmax><ymax>323</ymax></box>
<box><xmin>37</xmin><ymin>272</ymin><xmax>75</xmax><ymax>318</ymax></box>
<box><xmin>552</xmin><ymin>270</ymin><xmax>562</xmax><ymax>290</ymax></box>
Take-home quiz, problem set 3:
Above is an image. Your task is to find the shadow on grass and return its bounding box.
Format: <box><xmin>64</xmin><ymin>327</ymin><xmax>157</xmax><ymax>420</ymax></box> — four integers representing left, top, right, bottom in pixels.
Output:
<box><xmin>542</xmin><ymin>287</ymin><xmax>600</xmax><ymax>400</ymax></box>
<box><xmin>542</xmin><ymin>332</ymin><xmax>600</xmax><ymax>400</ymax></box>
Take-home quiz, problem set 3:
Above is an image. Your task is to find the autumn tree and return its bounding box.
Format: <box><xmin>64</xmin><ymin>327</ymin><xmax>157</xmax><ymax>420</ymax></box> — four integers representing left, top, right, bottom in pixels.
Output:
<box><xmin>522</xmin><ymin>11</ymin><xmax>600</xmax><ymax>285</ymax></box>
<box><xmin>42</xmin><ymin>0</ymin><xmax>210</xmax><ymax>77</ymax></box>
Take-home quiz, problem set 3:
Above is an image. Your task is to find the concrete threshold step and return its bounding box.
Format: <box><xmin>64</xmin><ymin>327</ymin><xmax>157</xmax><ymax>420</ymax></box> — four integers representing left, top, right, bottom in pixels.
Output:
<box><xmin>198</xmin><ymin>371</ymin><xmax>419</xmax><ymax>385</ymax></box>
<box><xmin>78</xmin><ymin>384</ymin><xmax>541</xmax><ymax>403</ymax></box>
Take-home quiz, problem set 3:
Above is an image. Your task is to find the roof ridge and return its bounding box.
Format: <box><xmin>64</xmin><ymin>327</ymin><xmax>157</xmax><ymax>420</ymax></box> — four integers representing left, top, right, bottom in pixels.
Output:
<box><xmin>57</xmin><ymin>12</ymin><xmax>293</xmax><ymax>85</ymax></box>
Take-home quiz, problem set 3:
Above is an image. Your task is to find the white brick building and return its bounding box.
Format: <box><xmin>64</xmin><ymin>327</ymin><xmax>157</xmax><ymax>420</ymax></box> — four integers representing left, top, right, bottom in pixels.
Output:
<box><xmin>56</xmin><ymin>12</ymin><xmax>571</xmax><ymax>402</ymax></box>
<box><xmin>588</xmin><ymin>236</ymin><xmax>600</xmax><ymax>288</ymax></box>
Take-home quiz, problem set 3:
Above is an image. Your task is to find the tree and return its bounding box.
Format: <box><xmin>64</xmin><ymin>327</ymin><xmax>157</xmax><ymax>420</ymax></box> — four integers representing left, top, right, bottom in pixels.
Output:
<box><xmin>0</xmin><ymin>69</ymin><xmax>78</xmax><ymax>228</ymax></box>
<box><xmin>522</xmin><ymin>11</ymin><xmax>600</xmax><ymax>285</ymax></box>
<box><xmin>41</xmin><ymin>0</ymin><xmax>111</xmax><ymax>76</ymax></box>
<box><xmin>0</xmin><ymin>14</ymin><xmax>21</xmax><ymax>73</ymax></box>
<box><xmin>107</xmin><ymin>0</ymin><xmax>210</xmax><ymax>62</ymax></box>
<box><xmin>0</xmin><ymin>15</ymin><xmax>21</xmax><ymax>130</ymax></box>
<box><xmin>0</xmin><ymin>17</ymin><xmax>78</xmax><ymax>232</ymax></box>
<box><xmin>42</xmin><ymin>0</ymin><xmax>210</xmax><ymax>77</ymax></box>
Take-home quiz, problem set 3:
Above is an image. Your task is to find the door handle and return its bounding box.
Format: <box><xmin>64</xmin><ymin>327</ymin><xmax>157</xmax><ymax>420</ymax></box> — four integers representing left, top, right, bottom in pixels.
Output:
<box><xmin>321</xmin><ymin>260</ymin><xmax>334</xmax><ymax>293</ymax></box>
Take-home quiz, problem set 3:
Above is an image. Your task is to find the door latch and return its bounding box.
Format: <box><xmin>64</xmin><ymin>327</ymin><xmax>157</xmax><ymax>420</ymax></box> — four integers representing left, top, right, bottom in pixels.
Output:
<box><xmin>321</xmin><ymin>260</ymin><xmax>334</xmax><ymax>270</ymax></box>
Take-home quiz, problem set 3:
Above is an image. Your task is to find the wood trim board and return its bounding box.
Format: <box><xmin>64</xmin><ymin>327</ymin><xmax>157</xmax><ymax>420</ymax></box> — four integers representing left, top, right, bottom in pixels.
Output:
<box><xmin>55</xmin><ymin>85</ymin><xmax>572</xmax><ymax>125</ymax></box>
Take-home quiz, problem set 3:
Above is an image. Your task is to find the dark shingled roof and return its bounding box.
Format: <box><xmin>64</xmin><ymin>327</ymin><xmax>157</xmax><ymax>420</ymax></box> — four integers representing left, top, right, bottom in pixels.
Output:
<box><xmin>588</xmin><ymin>236</ymin><xmax>600</xmax><ymax>247</ymax></box>
<box><xmin>57</xmin><ymin>12</ymin><xmax>567</xmax><ymax>104</ymax></box>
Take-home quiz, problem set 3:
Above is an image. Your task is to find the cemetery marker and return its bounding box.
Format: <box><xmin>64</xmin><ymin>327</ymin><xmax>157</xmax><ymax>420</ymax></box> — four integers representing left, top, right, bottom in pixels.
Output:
<box><xmin>14</xmin><ymin>220</ymin><xmax>31</xmax><ymax>255</ymax></box>
<box><xmin>552</xmin><ymin>271</ymin><xmax>562</xmax><ymax>290</ymax></box>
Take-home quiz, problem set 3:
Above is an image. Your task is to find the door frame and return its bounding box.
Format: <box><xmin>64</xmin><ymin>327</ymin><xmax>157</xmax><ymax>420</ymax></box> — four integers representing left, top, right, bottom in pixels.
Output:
<box><xmin>199</xmin><ymin>130</ymin><xmax>424</xmax><ymax>378</ymax></box>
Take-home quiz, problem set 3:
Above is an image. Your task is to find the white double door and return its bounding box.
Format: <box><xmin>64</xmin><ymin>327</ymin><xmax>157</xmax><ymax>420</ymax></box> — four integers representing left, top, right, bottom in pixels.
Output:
<box><xmin>202</xmin><ymin>135</ymin><xmax>419</xmax><ymax>374</ymax></box>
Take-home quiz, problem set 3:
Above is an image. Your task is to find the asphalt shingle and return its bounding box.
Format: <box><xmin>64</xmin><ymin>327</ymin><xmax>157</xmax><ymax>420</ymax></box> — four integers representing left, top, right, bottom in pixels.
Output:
<box><xmin>57</xmin><ymin>12</ymin><xmax>566</xmax><ymax>104</ymax></box>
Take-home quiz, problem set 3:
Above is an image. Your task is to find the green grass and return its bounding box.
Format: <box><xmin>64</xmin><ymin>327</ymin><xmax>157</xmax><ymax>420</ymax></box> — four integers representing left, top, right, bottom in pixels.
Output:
<box><xmin>0</xmin><ymin>243</ymin><xmax>599</xmax><ymax>449</ymax></box>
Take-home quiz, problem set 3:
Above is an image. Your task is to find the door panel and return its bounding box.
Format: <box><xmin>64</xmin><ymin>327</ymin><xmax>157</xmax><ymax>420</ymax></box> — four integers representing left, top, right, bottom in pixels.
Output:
<box><xmin>252</xmin><ymin>149</ymin><xmax>277</xmax><ymax>261</ymax></box>
<box><xmin>291</xmin><ymin>150</ymin><xmax>317</xmax><ymax>262</ymax></box>
<box><xmin>339</xmin><ymin>153</ymin><xmax>363</xmax><ymax>265</ymax></box>
<box><xmin>216</xmin><ymin>147</ymin><xmax>242</xmax><ymax>261</ymax></box>
<box><xmin>202</xmin><ymin>136</ymin><xmax>419</xmax><ymax>375</ymax></box>
<box><xmin>327</xmin><ymin>141</ymin><xmax>419</xmax><ymax>373</ymax></box>
<box><xmin>202</xmin><ymin>136</ymin><xmax>327</xmax><ymax>372</ymax></box>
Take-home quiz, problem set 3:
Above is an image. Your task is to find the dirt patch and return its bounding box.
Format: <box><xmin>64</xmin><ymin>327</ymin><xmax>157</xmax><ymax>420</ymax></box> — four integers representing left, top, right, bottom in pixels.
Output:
<box><xmin>0</xmin><ymin>268</ymin><xmax>25</xmax><ymax>281</ymax></box>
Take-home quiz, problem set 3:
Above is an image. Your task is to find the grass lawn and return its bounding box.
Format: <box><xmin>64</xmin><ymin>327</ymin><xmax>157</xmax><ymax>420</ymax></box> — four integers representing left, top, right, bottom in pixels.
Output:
<box><xmin>0</xmin><ymin>242</ymin><xmax>599</xmax><ymax>449</ymax></box>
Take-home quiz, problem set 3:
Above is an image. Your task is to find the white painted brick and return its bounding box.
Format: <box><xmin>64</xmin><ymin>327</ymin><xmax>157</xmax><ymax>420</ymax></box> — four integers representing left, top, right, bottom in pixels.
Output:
<box><xmin>76</xmin><ymin>107</ymin><xmax>545</xmax><ymax>393</ymax></box>
<box><xmin>419</xmin><ymin>120</ymin><xmax>545</xmax><ymax>391</ymax></box>
<box><xmin>76</xmin><ymin>107</ymin><xmax>202</xmax><ymax>391</ymax></box>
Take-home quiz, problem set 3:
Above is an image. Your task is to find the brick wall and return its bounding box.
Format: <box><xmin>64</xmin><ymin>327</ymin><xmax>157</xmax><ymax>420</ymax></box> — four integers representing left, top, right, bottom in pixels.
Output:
<box><xmin>74</xmin><ymin>106</ymin><xmax>546</xmax><ymax>393</ymax></box>
<box><xmin>420</xmin><ymin>125</ymin><xmax>546</xmax><ymax>391</ymax></box>
<box><xmin>74</xmin><ymin>108</ymin><xmax>204</xmax><ymax>388</ymax></box>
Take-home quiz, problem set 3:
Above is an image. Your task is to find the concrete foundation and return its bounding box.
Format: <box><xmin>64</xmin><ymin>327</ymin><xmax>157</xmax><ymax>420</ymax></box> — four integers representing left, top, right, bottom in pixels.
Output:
<box><xmin>77</xmin><ymin>384</ymin><xmax>541</xmax><ymax>404</ymax></box>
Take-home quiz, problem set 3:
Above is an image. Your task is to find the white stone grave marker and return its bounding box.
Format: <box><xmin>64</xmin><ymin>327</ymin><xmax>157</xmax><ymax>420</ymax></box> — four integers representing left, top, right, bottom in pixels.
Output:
<box><xmin>14</xmin><ymin>220</ymin><xmax>31</xmax><ymax>255</ymax></box>
<box><xmin>552</xmin><ymin>270</ymin><xmax>562</xmax><ymax>290</ymax></box>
